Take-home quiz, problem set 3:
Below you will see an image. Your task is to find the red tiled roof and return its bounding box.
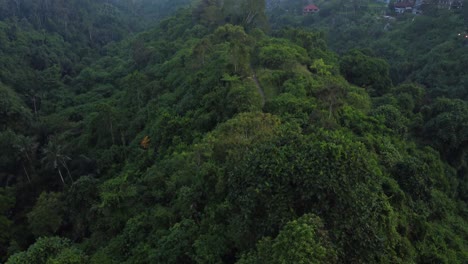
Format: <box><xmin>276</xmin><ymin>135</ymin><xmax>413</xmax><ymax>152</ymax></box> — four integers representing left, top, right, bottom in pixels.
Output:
<box><xmin>304</xmin><ymin>4</ymin><xmax>319</xmax><ymax>10</ymax></box>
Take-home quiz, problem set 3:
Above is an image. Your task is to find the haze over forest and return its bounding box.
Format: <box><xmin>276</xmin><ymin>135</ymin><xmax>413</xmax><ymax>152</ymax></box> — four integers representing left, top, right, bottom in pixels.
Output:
<box><xmin>0</xmin><ymin>0</ymin><xmax>467</xmax><ymax>263</ymax></box>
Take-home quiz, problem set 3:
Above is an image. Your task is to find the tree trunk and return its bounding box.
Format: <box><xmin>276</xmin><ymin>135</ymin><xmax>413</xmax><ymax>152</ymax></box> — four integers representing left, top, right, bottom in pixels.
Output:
<box><xmin>57</xmin><ymin>168</ymin><xmax>65</xmax><ymax>185</ymax></box>
<box><xmin>23</xmin><ymin>164</ymin><xmax>31</xmax><ymax>184</ymax></box>
<box><xmin>32</xmin><ymin>96</ymin><xmax>38</xmax><ymax>116</ymax></box>
<box><xmin>88</xmin><ymin>26</ymin><xmax>93</xmax><ymax>44</ymax></box>
<box><xmin>14</xmin><ymin>0</ymin><xmax>20</xmax><ymax>14</ymax></box>
<box><xmin>110</xmin><ymin>119</ymin><xmax>115</xmax><ymax>145</ymax></box>
<box><xmin>61</xmin><ymin>159</ymin><xmax>73</xmax><ymax>183</ymax></box>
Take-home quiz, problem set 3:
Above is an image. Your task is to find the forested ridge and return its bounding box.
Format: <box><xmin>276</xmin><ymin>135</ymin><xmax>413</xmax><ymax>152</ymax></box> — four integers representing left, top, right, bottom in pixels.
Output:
<box><xmin>0</xmin><ymin>0</ymin><xmax>467</xmax><ymax>263</ymax></box>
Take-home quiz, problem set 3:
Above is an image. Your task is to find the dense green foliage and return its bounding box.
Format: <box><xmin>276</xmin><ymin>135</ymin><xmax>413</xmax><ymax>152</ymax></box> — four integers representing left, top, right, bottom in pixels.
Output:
<box><xmin>0</xmin><ymin>0</ymin><xmax>467</xmax><ymax>263</ymax></box>
<box><xmin>269</xmin><ymin>0</ymin><xmax>468</xmax><ymax>99</ymax></box>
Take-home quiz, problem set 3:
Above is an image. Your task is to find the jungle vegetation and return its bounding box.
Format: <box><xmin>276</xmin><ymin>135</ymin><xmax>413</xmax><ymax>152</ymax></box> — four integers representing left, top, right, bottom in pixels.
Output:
<box><xmin>0</xmin><ymin>0</ymin><xmax>467</xmax><ymax>263</ymax></box>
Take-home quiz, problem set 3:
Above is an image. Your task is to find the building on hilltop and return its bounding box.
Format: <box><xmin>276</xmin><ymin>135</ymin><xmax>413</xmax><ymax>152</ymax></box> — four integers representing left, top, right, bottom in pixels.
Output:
<box><xmin>394</xmin><ymin>0</ymin><xmax>416</xmax><ymax>13</ymax></box>
<box><xmin>303</xmin><ymin>4</ymin><xmax>319</xmax><ymax>15</ymax></box>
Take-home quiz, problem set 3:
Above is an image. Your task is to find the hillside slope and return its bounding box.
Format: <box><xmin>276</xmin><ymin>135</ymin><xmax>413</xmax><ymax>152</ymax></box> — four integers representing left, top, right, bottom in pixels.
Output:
<box><xmin>1</xmin><ymin>1</ymin><xmax>467</xmax><ymax>263</ymax></box>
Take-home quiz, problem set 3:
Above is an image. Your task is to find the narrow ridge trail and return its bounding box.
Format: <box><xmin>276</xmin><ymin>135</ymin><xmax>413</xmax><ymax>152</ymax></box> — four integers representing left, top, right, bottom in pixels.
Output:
<box><xmin>250</xmin><ymin>65</ymin><xmax>266</xmax><ymax>107</ymax></box>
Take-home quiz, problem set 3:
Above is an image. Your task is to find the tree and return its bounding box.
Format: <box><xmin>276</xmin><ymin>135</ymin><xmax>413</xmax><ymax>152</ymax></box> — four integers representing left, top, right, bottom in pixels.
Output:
<box><xmin>391</xmin><ymin>83</ymin><xmax>426</xmax><ymax>114</ymax></box>
<box><xmin>315</xmin><ymin>81</ymin><xmax>347</xmax><ymax>119</ymax></box>
<box><xmin>0</xmin><ymin>83</ymin><xmax>32</xmax><ymax>132</ymax></box>
<box><xmin>193</xmin><ymin>0</ymin><xmax>223</xmax><ymax>27</ymax></box>
<box><xmin>214</xmin><ymin>24</ymin><xmax>252</xmax><ymax>74</ymax></box>
<box><xmin>340</xmin><ymin>49</ymin><xmax>392</xmax><ymax>96</ymax></box>
<box><xmin>0</xmin><ymin>130</ymin><xmax>21</xmax><ymax>184</ymax></box>
<box><xmin>258</xmin><ymin>41</ymin><xmax>307</xmax><ymax>69</ymax></box>
<box><xmin>238</xmin><ymin>214</ymin><xmax>337</xmax><ymax>264</ymax></box>
<box><xmin>87</xmin><ymin>103</ymin><xmax>121</xmax><ymax>148</ymax></box>
<box><xmin>192</xmin><ymin>37</ymin><xmax>213</xmax><ymax>66</ymax></box>
<box><xmin>41</xmin><ymin>137</ymin><xmax>72</xmax><ymax>185</ymax></box>
<box><xmin>65</xmin><ymin>176</ymin><xmax>99</xmax><ymax>240</ymax></box>
<box><xmin>140</xmin><ymin>136</ymin><xmax>151</xmax><ymax>149</ymax></box>
<box><xmin>47</xmin><ymin>247</ymin><xmax>89</xmax><ymax>264</ymax></box>
<box><xmin>0</xmin><ymin>188</ymin><xmax>15</xmax><ymax>262</ymax></box>
<box><xmin>6</xmin><ymin>237</ymin><xmax>87</xmax><ymax>264</ymax></box>
<box><xmin>421</xmin><ymin>98</ymin><xmax>468</xmax><ymax>170</ymax></box>
<box><xmin>148</xmin><ymin>219</ymin><xmax>198</xmax><ymax>263</ymax></box>
<box><xmin>310</xmin><ymin>59</ymin><xmax>332</xmax><ymax>76</ymax></box>
<box><xmin>222</xmin><ymin>0</ymin><xmax>267</xmax><ymax>29</ymax></box>
<box><xmin>270</xmin><ymin>214</ymin><xmax>336</xmax><ymax>264</ymax></box>
<box><xmin>463</xmin><ymin>2</ymin><xmax>468</xmax><ymax>26</ymax></box>
<box><xmin>27</xmin><ymin>192</ymin><xmax>65</xmax><ymax>237</ymax></box>
<box><xmin>226</xmin><ymin>130</ymin><xmax>403</xmax><ymax>262</ymax></box>
<box><xmin>14</xmin><ymin>135</ymin><xmax>38</xmax><ymax>184</ymax></box>
<box><xmin>392</xmin><ymin>157</ymin><xmax>433</xmax><ymax>201</ymax></box>
<box><xmin>372</xmin><ymin>104</ymin><xmax>408</xmax><ymax>135</ymax></box>
<box><xmin>121</xmin><ymin>71</ymin><xmax>148</xmax><ymax>111</ymax></box>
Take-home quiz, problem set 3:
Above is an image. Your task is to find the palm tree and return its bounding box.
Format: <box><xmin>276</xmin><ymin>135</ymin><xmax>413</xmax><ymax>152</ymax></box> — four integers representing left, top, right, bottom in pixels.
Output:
<box><xmin>15</xmin><ymin>136</ymin><xmax>38</xmax><ymax>184</ymax></box>
<box><xmin>41</xmin><ymin>138</ymin><xmax>73</xmax><ymax>185</ymax></box>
